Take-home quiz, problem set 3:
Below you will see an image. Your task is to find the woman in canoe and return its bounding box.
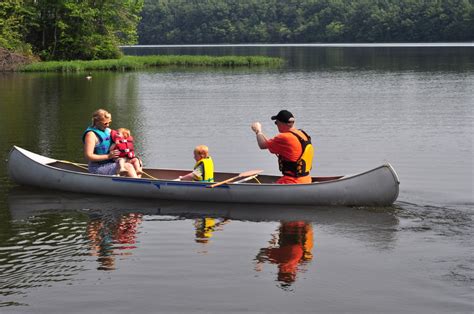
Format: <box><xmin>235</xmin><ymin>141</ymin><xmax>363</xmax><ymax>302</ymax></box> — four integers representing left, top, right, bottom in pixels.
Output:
<box><xmin>82</xmin><ymin>109</ymin><xmax>137</xmax><ymax>177</ymax></box>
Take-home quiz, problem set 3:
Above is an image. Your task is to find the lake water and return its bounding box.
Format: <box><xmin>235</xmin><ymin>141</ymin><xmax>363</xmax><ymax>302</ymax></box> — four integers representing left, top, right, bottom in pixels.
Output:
<box><xmin>0</xmin><ymin>45</ymin><xmax>473</xmax><ymax>313</ymax></box>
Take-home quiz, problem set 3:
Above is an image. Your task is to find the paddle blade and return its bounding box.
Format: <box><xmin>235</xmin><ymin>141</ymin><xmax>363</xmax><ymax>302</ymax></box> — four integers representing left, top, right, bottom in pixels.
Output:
<box><xmin>239</xmin><ymin>169</ymin><xmax>263</xmax><ymax>177</ymax></box>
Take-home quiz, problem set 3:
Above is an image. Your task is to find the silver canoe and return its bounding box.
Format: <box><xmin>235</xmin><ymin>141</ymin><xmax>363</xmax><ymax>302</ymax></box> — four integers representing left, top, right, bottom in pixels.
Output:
<box><xmin>7</xmin><ymin>146</ymin><xmax>400</xmax><ymax>206</ymax></box>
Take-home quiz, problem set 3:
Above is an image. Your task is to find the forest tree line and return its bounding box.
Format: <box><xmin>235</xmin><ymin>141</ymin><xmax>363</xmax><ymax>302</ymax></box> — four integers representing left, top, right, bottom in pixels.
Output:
<box><xmin>1</xmin><ymin>0</ymin><xmax>472</xmax><ymax>61</ymax></box>
<box><xmin>139</xmin><ymin>0</ymin><xmax>473</xmax><ymax>44</ymax></box>
<box><xmin>0</xmin><ymin>0</ymin><xmax>143</xmax><ymax>60</ymax></box>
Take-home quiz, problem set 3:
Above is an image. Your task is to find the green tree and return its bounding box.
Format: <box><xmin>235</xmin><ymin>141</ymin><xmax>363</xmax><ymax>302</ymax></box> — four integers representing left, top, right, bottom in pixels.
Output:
<box><xmin>0</xmin><ymin>0</ymin><xmax>33</xmax><ymax>53</ymax></box>
<box><xmin>138</xmin><ymin>0</ymin><xmax>474</xmax><ymax>44</ymax></box>
<box><xmin>23</xmin><ymin>0</ymin><xmax>143</xmax><ymax>60</ymax></box>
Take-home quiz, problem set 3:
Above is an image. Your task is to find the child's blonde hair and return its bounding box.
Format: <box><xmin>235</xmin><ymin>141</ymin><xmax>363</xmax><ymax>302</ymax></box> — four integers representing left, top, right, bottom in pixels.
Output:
<box><xmin>117</xmin><ymin>127</ymin><xmax>131</xmax><ymax>138</ymax></box>
<box><xmin>194</xmin><ymin>145</ymin><xmax>209</xmax><ymax>158</ymax></box>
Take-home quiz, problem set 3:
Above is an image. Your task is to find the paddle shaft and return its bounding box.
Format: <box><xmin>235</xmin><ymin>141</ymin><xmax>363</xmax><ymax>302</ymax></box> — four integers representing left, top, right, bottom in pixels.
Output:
<box><xmin>208</xmin><ymin>169</ymin><xmax>262</xmax><ymax>188</ymax></box>
<box><xmin>233</xmin><ymin>174</ymin><xmax>260</xmax><ymax>184</ymax></box>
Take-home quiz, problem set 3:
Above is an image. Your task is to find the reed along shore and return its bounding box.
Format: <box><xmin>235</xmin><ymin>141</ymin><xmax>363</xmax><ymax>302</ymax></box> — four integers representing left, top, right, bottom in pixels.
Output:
<box><xmin>19</xmin><ymin>55</ymin><xmax>283</xmax><ymax>72</ymax></box>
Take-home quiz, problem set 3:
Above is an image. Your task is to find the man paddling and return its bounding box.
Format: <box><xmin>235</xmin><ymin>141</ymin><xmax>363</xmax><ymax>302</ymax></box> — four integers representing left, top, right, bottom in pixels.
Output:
<box><xmin>251</xmin><ymin>110</ymin><xmax>314</xmax><ymax>184</ymax></box>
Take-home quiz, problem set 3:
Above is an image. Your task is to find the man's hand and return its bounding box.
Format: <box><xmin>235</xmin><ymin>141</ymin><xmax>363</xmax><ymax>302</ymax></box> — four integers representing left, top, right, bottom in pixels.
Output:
<box><xmin>251</xmin><ymin>122</ymin><xmax>262</xmax><ymax>134</ymax></box>
<box><xmin>251</xmin><ymin>122</ymin><xmax>268</xmax><ymax>149</ymax></box>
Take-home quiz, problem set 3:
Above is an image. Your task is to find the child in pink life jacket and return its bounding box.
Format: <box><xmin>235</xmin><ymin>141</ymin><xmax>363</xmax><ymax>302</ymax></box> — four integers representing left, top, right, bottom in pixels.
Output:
<box><xmin>110</xmin><ymin>128</ymin><xmax>142</xmax><ymax>177</ymax></box>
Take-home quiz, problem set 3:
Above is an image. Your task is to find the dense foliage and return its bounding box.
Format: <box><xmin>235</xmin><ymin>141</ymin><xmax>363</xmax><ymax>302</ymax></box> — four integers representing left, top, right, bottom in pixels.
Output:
<box><xmin>0</xmin><ymin>0</ymin><xmax>143</xmax><ymax>60</ymax></box>
<box><xmin>1</xmin><ymin>0</ymin><xmax>472</xmax><ymax>61</ymax></box>
<box><xmin>0</xmin><ymin>0</ymin><xmax>31</xmax><ymax>53</ymax></box>
<box><xmin>138</xmin><ymin>0</ymin><xmax>474</xmax><ymax>44</ymax></box>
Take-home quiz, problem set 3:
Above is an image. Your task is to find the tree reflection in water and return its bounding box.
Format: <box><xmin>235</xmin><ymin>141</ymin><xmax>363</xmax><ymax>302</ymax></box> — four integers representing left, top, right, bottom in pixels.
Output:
<box><xmin>87</xmin><ymin>213</ymin><xmax>143</xmax><ymax>270</ymax></box>
<box><xmin>255</xmin><ymin>221</ymin><xmax>314</xmax><ymax>289</ymax></box>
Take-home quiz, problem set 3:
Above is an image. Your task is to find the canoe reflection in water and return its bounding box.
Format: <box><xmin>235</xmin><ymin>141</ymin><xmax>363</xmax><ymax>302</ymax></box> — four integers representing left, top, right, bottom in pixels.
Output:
<box><xmin>8</xmin><ymin>187</ymin><xmax>399</xmax><ymax>280</ymax></box>
<box><xmin>87</xmin><ymin>213</ymin><xmax>143</xmax><ymax>270</ymax></box>
<box><xmin>255</xmin><ymin>221</ymin><xmax>314</xmax><ymax>287</ymax></box>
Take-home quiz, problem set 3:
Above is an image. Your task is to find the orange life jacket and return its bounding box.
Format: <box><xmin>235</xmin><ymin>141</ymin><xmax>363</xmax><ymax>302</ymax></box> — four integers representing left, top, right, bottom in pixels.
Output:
<box><xmin>278</xmin><ymin>129</ymin><xmax>314</xmax><ymax>177</ymax></box>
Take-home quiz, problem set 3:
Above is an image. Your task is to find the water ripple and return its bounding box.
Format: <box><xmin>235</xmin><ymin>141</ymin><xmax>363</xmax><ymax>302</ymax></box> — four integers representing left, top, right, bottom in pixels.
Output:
<box><xmin>396</xmin><ymin>201</ymin><xmax>474</xmax><ymax>288</ymax></box>
<box><xmin>397</xmin><ymin>201</ymin><xmax>474</xmax><ymax>238</ymax></box>
<box><xmin>0</xmin><ymin>216</ymin><xmax>90</xmax><ymax>299</ymax></box>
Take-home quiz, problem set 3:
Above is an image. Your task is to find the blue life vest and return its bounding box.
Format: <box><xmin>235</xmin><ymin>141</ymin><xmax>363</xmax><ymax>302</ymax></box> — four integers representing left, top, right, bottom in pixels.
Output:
<box><xmin>82</xmin><ymin>127</ymin><xmax>112</xmax><ymax>155</ymax></box>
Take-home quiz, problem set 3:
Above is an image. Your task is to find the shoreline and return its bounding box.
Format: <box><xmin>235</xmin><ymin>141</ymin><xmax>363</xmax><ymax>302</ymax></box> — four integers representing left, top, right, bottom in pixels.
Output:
<box><xmin>18</xmin><ymin>55</ymin><xmax>283</xmax><ymax>72</ymax></box>
<box><xmin>0</xmin><ymin>48</ymin><xmax>36</xmax><ymax>71</ymax></box>
<box><xmin>121</xmin><ymin>42</ymin><xmax>474</xmax><ymax>48</ymax></box>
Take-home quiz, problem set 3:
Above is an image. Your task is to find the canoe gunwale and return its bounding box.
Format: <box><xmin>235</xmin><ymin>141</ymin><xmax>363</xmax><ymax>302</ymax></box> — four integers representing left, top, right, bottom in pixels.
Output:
<box><xmin>10</xmin><ymin>145</ymin><xmax>399</xmax><ymax>187</ymax></box>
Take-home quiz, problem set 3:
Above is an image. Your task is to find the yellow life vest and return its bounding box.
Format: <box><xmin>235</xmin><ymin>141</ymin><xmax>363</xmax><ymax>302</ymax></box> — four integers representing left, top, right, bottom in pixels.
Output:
<box><xmin>278</xmin><ymin>130</ymin><xmax>314</xmax><ymax>177</ymax></box>
<box><xmin>193</xmin><ymin>157</ymin><xmax>214</xmax><ymax>182</ymax></box>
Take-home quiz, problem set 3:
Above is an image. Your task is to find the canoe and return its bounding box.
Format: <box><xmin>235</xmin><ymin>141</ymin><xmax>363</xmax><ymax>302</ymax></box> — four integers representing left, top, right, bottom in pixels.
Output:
<box><xmin>7</xmin><ymin>146</ymin><xmax>400</xmax><ymax>206</ymax></box>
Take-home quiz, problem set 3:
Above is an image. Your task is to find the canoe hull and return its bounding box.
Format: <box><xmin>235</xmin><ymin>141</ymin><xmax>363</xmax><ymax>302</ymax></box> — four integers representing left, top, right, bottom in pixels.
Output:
<box><xmin>7</xmin><ymin>146</ymin><xmax>400</xmax><ymax>206</ymax></box>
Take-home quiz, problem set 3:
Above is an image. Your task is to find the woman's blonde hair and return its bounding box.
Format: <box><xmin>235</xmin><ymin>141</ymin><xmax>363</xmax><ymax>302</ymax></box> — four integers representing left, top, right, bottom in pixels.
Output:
<box><xmin>194</xmin><ymin>145</ymin><xmax>209</xmax><ymax>158</ymax></box>
<box><xmin>91</xmin><ymin>109</ymin><xmax>111</xmax><ymax>126</ymax></box>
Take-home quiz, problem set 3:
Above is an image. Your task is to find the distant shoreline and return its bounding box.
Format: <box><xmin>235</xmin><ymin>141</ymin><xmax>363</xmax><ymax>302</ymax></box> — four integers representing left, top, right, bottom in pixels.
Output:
<box><xmin>121</xmin><ymin>43</ymin><xmax>473</xmax><ymax>48</ymax></box>
<box><xmin>19</xmin><ymin>55</ymin><xmax>283</xmax><ymax>72</ymax></box>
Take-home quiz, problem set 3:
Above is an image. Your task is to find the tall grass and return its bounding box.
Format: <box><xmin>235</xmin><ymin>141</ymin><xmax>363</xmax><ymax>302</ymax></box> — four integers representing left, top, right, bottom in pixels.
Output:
<box><xmin>20</xmin><ymin>55</ymin><xmax>283</xmax><ymax>72</ymax></box>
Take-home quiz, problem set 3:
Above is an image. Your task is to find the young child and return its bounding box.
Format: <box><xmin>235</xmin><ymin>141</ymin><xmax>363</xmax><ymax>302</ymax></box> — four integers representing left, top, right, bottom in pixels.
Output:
<box><xmin>110</xmin><ymin>128</ymin><xmax>142</xmax><ymax>177</ymax></box>
<box><xmin>179</xmin><ymin>145</ymin><xmax>214</xmax><ymax>182</ymax></box>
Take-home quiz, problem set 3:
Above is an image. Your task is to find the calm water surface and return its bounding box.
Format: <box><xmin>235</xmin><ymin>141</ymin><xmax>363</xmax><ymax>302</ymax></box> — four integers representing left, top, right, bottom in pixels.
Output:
<box><xmin>0</xmin><ymin>45</ymin><xmax>473</xmax><ymax>313</ymax></box>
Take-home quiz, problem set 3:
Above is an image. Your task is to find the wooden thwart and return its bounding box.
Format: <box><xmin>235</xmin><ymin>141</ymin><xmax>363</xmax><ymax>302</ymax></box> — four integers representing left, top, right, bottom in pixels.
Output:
<box><xmin>208</xmin><ymin>169</ymin><xmax>263</xmax><ymax>188</ymax></box>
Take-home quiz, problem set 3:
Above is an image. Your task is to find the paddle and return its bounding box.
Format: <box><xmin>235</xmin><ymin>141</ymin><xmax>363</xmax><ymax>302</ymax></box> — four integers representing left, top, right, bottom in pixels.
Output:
<box><xmin>208</xmin><ymin>169</ymin><xmax>263</xmax><ymax>188</ymax></box>
<box><xmin>234</xmin><ymin>174</ymin><xmax>260</xmax><ymax>184</ymax></box>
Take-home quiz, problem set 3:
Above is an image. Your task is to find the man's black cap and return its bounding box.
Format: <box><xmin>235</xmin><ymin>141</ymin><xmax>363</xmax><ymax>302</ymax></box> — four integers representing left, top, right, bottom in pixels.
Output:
<box><xmin>271</xmin><ymin>110</ymin><xmax>295</xmax><ymax>123</ymax></box>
